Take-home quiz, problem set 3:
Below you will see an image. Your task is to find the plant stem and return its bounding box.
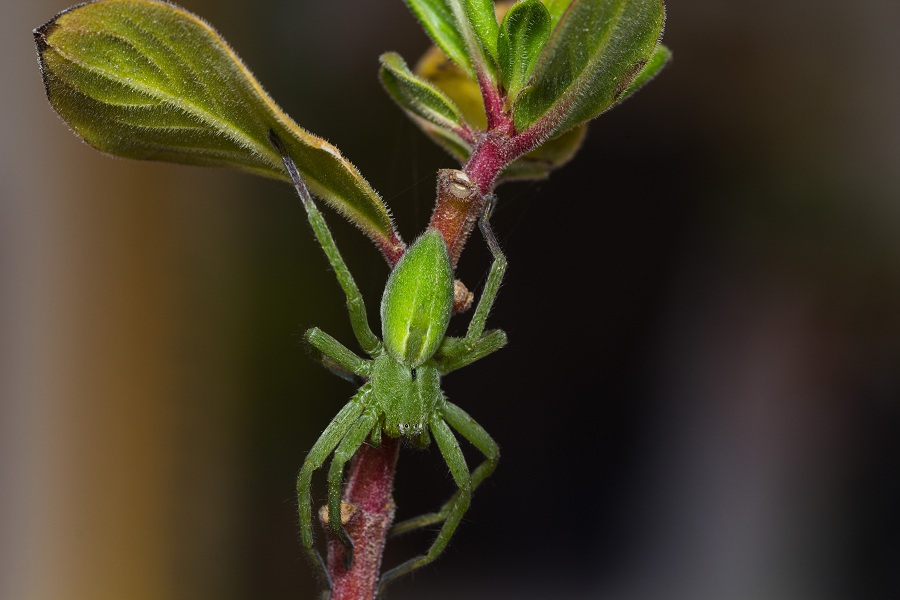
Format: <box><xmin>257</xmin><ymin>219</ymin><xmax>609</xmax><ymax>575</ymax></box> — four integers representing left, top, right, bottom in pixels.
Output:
<box><xmin>428</xmin><ymin>124</ymin><xmax>544</xmax><ymax>265</ymax></box>
<box><xmin>326</xmin><ymin>438</ymin><xmax>400</xmax><ymax>600</ymax></box>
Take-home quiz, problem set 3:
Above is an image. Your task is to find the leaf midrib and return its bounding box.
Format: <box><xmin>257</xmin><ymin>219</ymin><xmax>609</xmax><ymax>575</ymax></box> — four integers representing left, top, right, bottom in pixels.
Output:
<box><xmin>55</xmin><ymin>27</ymin><xmax>273</xmax><ymax>163</ymax></box>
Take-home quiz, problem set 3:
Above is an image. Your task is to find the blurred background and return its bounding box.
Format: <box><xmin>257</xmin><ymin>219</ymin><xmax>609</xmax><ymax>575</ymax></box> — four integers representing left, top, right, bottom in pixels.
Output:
<box><xmin>2</xmin><ymin>1</ymin><xmax>899</xmax><ymax>599</ymax></box>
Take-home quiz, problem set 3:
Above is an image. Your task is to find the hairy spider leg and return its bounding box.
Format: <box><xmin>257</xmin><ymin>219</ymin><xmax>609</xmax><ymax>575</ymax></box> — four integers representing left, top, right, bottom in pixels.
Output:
<box><xmin>271</xmin><ymin>131</ymin><xmax>384</xmax><ymax>577</ymax></box>
<box><xmin>433</xmin><ymin>330</ymin><xmax>508</xmax><ymax>375</ymax></box>
<box><xmin>388</xmin><ymin>400</ymin><xmax>499</xmax><ymax>539</ymax></box>
<box><xmin>326</xmin><ymin>409</ymin><xmax>381</xmax><ymax>566</ymax></box>
<box><xmin>443</xmin><ymin>401</ymin><xmax>500</xmax><ymax>492</ymax></box>
<box><xmin>270</xmin><ymin>130</ymin><xmax>380</xmax><ymax>355</ymax></box>
<box><xmin>427</xmin><ymin>193</ymin><xmax>508</xmax><ymax>376</ymax></box>
<box><xmin>465</xmin><ymin>194</ymin><xmax>507</xmax><ymax>344</ymax></box>
<box><xmin>305</xmin><ymin>327</ymin><xmax>371</xmax><ymax>379</ymax></box>
<box><xmin>297</xmin><ymin>393</ymin><xmax>367</xmax><ymax>584</ymax></box>
<box><xmin>378</xmin><ymin>401</ymin><xmax>500</xmax><ymax>597</ymax></box>
<box><xmin>377</xmin><ymin>415</ymin><xmax>473</xmax><ymax>596</ymax></box>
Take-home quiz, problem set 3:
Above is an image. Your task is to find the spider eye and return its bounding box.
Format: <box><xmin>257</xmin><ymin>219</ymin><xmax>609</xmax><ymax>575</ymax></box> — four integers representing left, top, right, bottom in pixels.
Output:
<box><xmin>411</xmin><ymin>368</ymin><xmax>417</xmax><ymax>381</ymax></box>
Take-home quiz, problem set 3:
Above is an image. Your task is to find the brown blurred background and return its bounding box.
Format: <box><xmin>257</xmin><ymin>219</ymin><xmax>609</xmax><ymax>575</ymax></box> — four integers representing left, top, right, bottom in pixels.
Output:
<box><xmin>2</xmin><ymin>1</ymin><xmax>899</xmax><ymax>599</ymax></box>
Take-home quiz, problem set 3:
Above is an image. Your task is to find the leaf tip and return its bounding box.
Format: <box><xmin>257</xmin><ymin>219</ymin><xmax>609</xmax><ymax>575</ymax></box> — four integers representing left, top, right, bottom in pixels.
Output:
<box><xmin>33</xmin><ymin>14</ymin><xmax>63</xmax><ymax>103</ymax></box>
<box><xmin>33</xmin><ymin>23</ymin><xmax>52</xmax><ymax>54</ymax></box>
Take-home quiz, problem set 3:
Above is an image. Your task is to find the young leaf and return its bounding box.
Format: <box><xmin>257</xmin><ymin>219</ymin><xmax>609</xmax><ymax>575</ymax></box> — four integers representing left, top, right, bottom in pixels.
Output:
<box><xmin>404</xmin><ymin>0</ymin><xmax>499</xmax><ymax>80</ymax></box>
<box><xmin>404</xmin><ymin>0</ymin><xmax>469</xmax><ymax>74</ymax></box>
<box><xmin>513</xmin><ymin>0</ymin><xmax>666</xmax><ymax>137</ymax></box>
<box><xmin>405</xmin><ymin>45</ymin><xmax>485</xmax><ymax>160</ymax></box>
<box><xmin>614</xmin><ymin>43</ymin><xmax>671</xmax><ymax>104</ymax></box>
<box><xmin>462</xmin><ymin>0</ymin><xmax>501</xmax><ymax>62</ymax></box>
<box><xmin>379</xmin><ymin>52</ymin><xmax>470</xmax><ymax>139</ymax></box>
<box><xmin>415</xmin><ymin>46</ymin><xmax>487</xmax><ymax>131</ymax></box>
<box><xmin>34</xmin><ymin>0</ymin><xmax>400</xmax><ymax>250</ymax></box>
<box><xmin>498</xmin><ymin>0</ymin><xmax>552</xmax><ymax>103</ymax></box>
<box><xmin>540</xmin><ymin>0</ymin><xmax>573</xmax><ymax>26</ymax></box>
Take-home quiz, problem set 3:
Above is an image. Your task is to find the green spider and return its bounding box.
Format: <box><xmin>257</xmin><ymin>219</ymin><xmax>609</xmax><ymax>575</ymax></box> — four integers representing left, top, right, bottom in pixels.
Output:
<box><xmin>270</xmin><ymin>132</ymin><xmax>508</xmax><ymax>597</ymax></box>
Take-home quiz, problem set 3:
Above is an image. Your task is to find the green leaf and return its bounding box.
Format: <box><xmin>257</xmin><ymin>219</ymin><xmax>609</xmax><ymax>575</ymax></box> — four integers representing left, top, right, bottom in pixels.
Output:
<box><xmin>540</xmin><ymin>0</ymin><xmax>573</xmax><ymax>26</ymax></box>
<box><xmin>498</xmin><ymin>0</ymin><xmax>552</xmax><ymax>102</ymax></box>
<box><xmin>404</xmin><ymin>0</ymin><xmax>468</xmax><ymax>74</ymax></box>
<box><xmin>415</xmin><ymin>45</ymin><xmax>487</xmax><ymax>131</ymax></box>
<box><xmin>462</xmin><ymin>0</ymin><xmax>501</xmax><ymax>61</ymax></box>
<box><xmin>404</xmin><ymin>45</ymin><xmax>485</xmax><ymax>160</ymax></box>
<box><xmin>379</xmin><ymin>52</ymin><xmax>469</xmax><ymax>138</ymax></box>
<box><xmin>614</xmin><ymin>43</ymin><xmax>671</xmax><ymax>104</ymax></box>
<box><xmin>513</xmin><ymin>0</ymin><xmax>666</xmax><ymax>137</ymax></box>
<box><xmin>404</xmin><ymin>0</ymin><xmax>499</xmax><ymax>79</ymax></box>
<box><xmin>34</xmin><ymin>0</ymin><xmax>398</xmax><ymax>248</ymax></box>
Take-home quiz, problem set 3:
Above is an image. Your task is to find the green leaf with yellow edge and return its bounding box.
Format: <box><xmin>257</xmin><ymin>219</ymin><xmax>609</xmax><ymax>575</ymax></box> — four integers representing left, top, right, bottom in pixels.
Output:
<box><xmin>614</xmin><ymin>43</ymin><xmax>671</xmax><ymax>105</ymax></box>
<box><xmin>415</xmin><ymin>45</ymin><xmax>486</xmax><ymax>144</ymax></box>
<box><xmin>379</xmin><ymin>52</ymin><xmax>470</xmax><ymax>139</ymax></box>
<box><xmin>513</xmin><ymin>0</ymin><xmax>666</xmax><ymax>137</ymax></box>
<box><xmin>498</xmin><ymin>0</ymin><xmax>552</xmax><ymax>103</ymax></box>
<box><xmin>34</xmin><ymin>0</ymin><xmax>399</xmax><ymax>250</ymax></box>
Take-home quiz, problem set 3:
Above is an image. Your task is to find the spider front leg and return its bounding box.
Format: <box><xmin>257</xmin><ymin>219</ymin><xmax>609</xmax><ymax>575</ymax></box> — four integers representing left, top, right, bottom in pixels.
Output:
<box><xmin>378</xmin><ymin>417</ymin><xmax>472</xmax><ymax>597</ymax></box>
<box><xmin>325</xmin><ymin>409</ymin><xmax>380</xmax><ymax>569</ymax></box>
<box><xmin>297</xmin><ymin>394</ymin><xmax>367</xmax><ymax>585</ymax></box>
<box><xmin>270</xmin><ymin>130</ymin><xmax>380</xmax><ymax>355</ymax></box>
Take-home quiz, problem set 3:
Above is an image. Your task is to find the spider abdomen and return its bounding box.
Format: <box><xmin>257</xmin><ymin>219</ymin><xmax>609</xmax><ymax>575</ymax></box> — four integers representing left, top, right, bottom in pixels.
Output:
<box><xmin>380</xmin><ymin>229</ymin><xmax>453</xmax><ymax>367</ymax></box>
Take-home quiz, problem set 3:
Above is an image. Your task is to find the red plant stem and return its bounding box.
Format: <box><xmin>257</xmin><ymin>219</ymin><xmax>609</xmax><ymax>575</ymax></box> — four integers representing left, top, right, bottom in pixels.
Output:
<box><xmin>428</xmin><ymin>122</ymin><xmax>548</xmax><ymax>263</ymax></box>
<box><xmin>427</xmin><ymin>169</ymin><xmax>484</xmax><ymax>267</ymax></box>
<box><xmin>477</xmin><ymin>71</ymin><xmax>512</xmax><ymax>135</ymax></box>
<box><xmin>327</xmin><ymin>438</ymin><xmax>401</xmax><ymax>600</ymax></box>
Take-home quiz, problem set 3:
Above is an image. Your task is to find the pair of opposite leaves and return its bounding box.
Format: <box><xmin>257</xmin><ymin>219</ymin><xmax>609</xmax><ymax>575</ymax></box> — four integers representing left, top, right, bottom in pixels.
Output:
<box><xmin>35</xmin><ymin>0</ymin><xmax>668</xmax><ymax>253</ymax></box>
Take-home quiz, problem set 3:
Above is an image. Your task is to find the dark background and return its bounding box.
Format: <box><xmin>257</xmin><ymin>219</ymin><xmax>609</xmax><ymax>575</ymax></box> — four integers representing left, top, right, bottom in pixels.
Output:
<box><xmin>2</xmin><ymin>1</ymin><xmax>898</xmax><ymax>599</ymax></box>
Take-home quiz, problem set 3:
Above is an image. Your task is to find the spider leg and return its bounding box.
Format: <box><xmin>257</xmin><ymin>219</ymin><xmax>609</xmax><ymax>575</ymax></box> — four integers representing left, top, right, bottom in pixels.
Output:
<box><xmin>306</xmin><ymin>327</ymin><xmax>371</xmax><ymax>379</ymax></box>
<box><xmin>270</xmin><ymin>130</ymin><xmax>380</xmax><ymax>355</ymax></box>
<box><xmin>465</xmin><ymin>195</ymin><xmax>507</xmax><ymax>344</ymax></box>
<box><xmin>388</xmin><ymin>510</ymin><xmax>446</xmax><ymax>538</ymax></box>
<box><xmin>297</xmin><ymin>393</ymin><xmax>367</xmax><ymax>587</ymax></box>
<box><xmin>442</xmin><ymin>400</ymin><xmax>499</xmax><ymax>490</ymax></box>
<box><xmin>377</xmin><ymin>418</ymin><xmax>471</xmax><ymax>596</ymax></box>
<box><xmin>434</xmin><ymin>329</ymin><xmax>507</xmax><ymax>375</ymax></box>
<box><xmin>388</xmin><ymin>401</ymin><xmax>498</xmax><ymax>537</ymax></box>
<box><xmin>326</xmin><ymin>410</ymin><xmax>380</xmax><ymax>570</ymax></box>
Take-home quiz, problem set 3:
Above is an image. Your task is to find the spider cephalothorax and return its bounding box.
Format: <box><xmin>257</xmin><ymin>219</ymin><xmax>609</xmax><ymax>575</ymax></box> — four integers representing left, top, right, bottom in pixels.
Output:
<box><xmin>271</xmin><ymin>132</ymin><xmax>507</xmax><ymax>598</ymax></box>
